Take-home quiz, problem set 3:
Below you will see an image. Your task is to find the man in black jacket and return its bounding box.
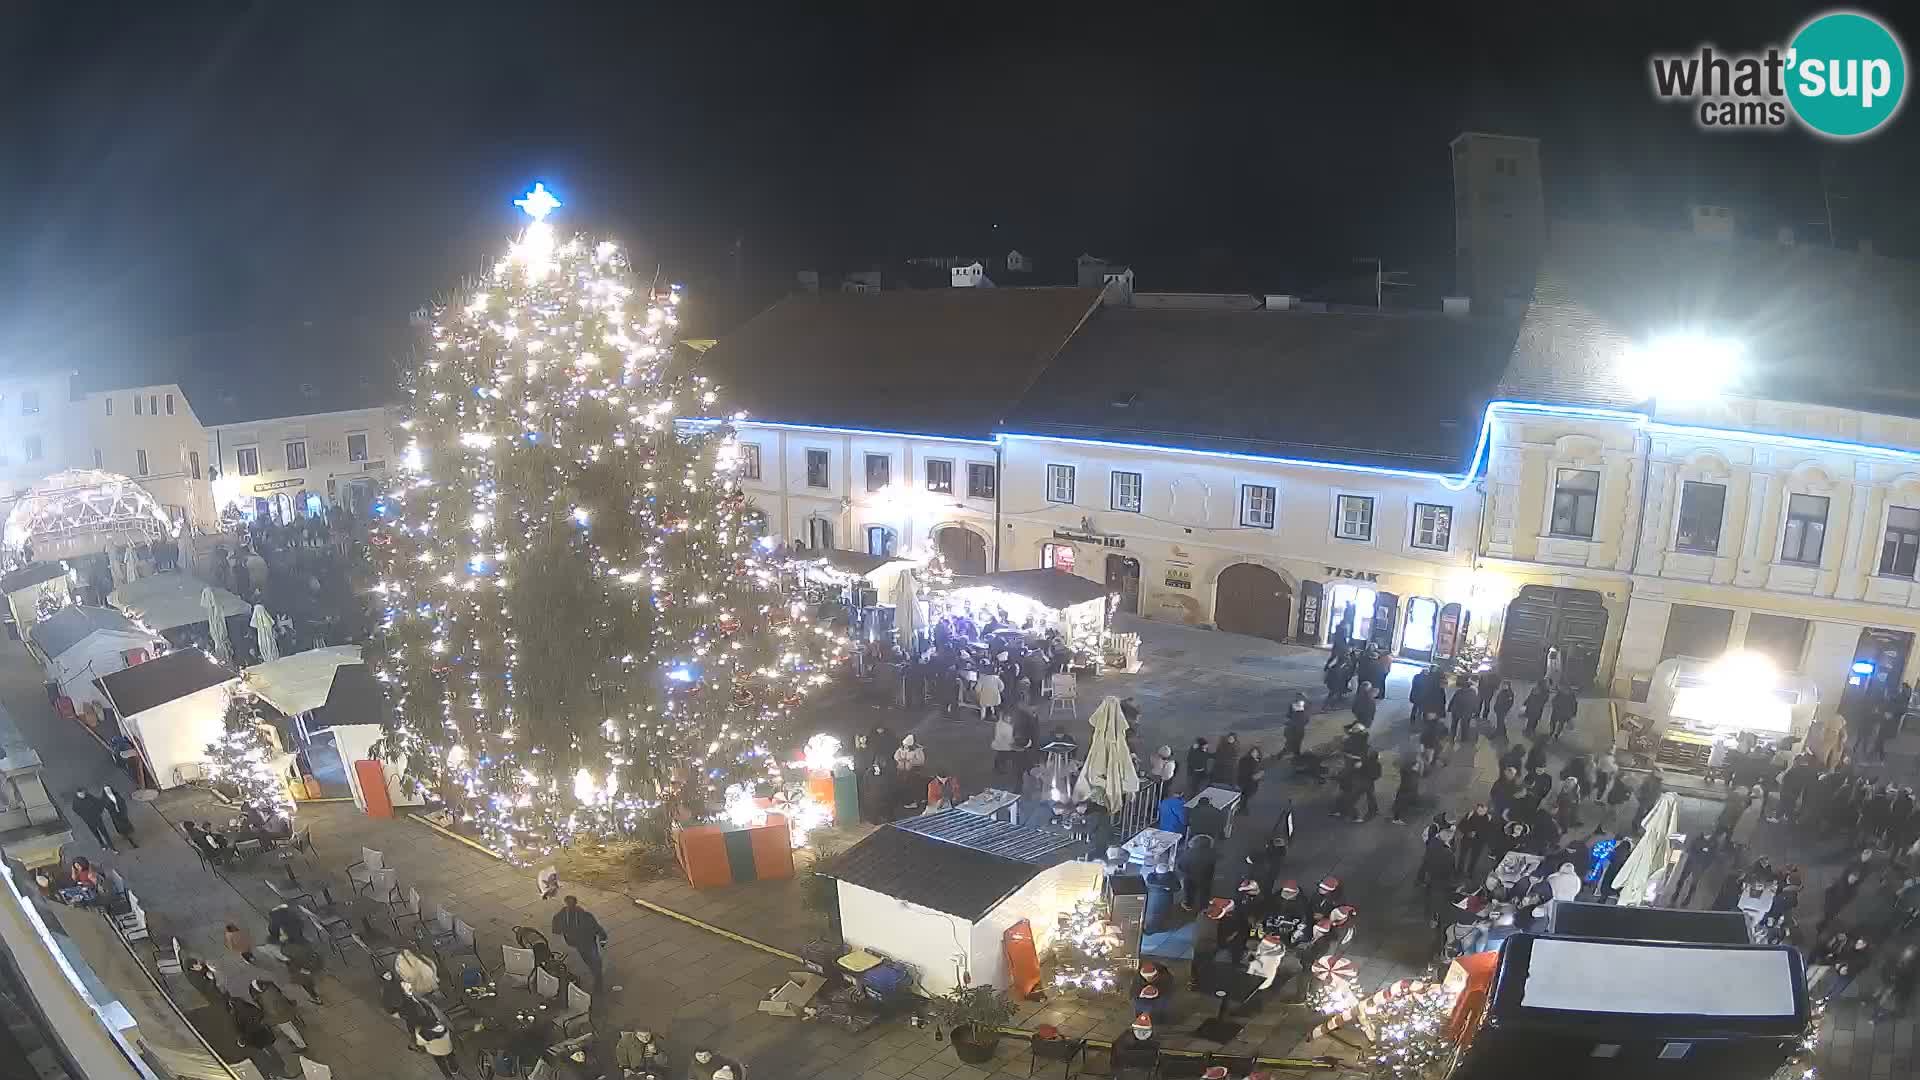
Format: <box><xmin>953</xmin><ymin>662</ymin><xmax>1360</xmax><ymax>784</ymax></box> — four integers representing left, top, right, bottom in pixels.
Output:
<box><xmin>1447</xmin><ymin>681</ymin><xmax>1480</xmax><ymax>741</ymax></box>
<box><xmin>551</xmin><ymin>896</ymin><xmax>608</xmax><ymax>992</ymax></box>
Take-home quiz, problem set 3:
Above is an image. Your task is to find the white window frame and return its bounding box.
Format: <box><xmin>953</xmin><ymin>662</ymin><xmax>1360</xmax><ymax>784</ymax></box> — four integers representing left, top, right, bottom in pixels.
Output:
<box><xmin>804</xmin><ymin>448</ymin><xmax>831</xmax><ymax>489</ymax></box>
<box><xmin>165</xmin><ymin>393</ymin><xmax>175</xmax><ymax>415</ymax></box>
<box><xmin>285</xmin><ymin>440</ymin><xmax>308</xmax><ymax>471</ymax></box>
<box><xmin>189</xmin><ymin>450</ymin><xmax>201</xmax><ymax>479</ymax></box>
<box><xmin>236</xmin><ymin>447</ymin><xmax>260</xmax><ymax>476</ymax></box>
<box><xmin>966</xmin><ymin>461</ymin><xmax>996</xmax><ymax>500</ymax></box>
<box><xmin>1240</xmin><ymin>484</ymin><xmax>1276</xmax><ymax>529</ymax></box>
<box><xmin>1411</xmin><ymin>502</ymin><xmax>1453</xmax><ymax>551</ymax></box>
<box><xmin>1333</xmin><ymin>493</ymin><xmax>1375</xmax><ymax>542</ymax></box>
<box><xmin>1549</xmin><ymin>467</ymin><xmax>1601</xmax><ymax>540</ymax></box>
<box><xmin>1046</xmin><ymin>464</ymin><xmax>1076</xmax><ymax>504</ymax></box>
<box><xmin>924</xmin><ymin>458</ymin><xmax>954</xmax><ymax>494</ymax></box>
<box><xmin>134</xmin><ymin>395</ymin><xmax>143</xmax><ymax>416</ymax></box>
<box><xmin>1779</xmin><ymin>491</ymin><xmax>1830</xmax><ymax>566</ymax></box>
<box><xmin>347</xmin><ymin>432</ymin><xmax>369</xmax><ymax>463</ymax></box>
<box><xmin>1110</xmin><ymin>471</ymin><xmax>1143</xmax><ymax>513</ymax></box>
<box><xmin>739</xmin><ymin>442</ymin><xmax>762</xmax><ymax>481</ymax></box>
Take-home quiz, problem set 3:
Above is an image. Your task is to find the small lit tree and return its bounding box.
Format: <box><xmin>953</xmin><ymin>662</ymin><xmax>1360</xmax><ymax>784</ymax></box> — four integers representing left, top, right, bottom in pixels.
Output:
<box><xmin>204</xmin><ymin>686</ymin><xmax>294</xmax><ymax>819</ymax></box>
<box><xmin>1050</xmin><ymin>898</ymin><xmax>1122</xmax><ymax>996</ymax></box>
<box><xmin>1359</xmin><ymin>990</ymin><xmax>1455</xmax><ymax>1080</ymax></box>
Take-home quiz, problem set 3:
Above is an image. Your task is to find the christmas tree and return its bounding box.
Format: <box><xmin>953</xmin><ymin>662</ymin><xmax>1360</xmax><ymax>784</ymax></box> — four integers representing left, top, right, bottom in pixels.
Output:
<box><xmin>204</xmin><ymin>686</ymin><xmax>294</xmax><ymax>819</ymax></box>
<box><xmin>1050</xmin><ymin>898</ymin><xmax>1122</xmax><ymax>996</ymax></box>
<box><xmin>373</xmin><ymin>184</ymin><xmax>845</xmax><ymax>858</ymax></box>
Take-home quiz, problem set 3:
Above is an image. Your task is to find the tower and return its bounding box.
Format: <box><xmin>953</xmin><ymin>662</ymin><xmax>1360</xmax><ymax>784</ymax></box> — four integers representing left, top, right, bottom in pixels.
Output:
<box><xmin>1450</xmin><ymin>132</ymin><xmax>1545</xmax><ymax>314</ymax></box>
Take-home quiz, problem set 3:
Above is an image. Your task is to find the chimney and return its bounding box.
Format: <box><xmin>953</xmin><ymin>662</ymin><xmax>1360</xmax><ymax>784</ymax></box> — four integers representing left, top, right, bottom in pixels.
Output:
<box><xmin>1442</xmin><ymin>296</ymin><xmax>1471</xmax><ymax>316</ymax></box>
<box><xmin>1776</xmin><ymin>226</ymin><xmax>1795</xmax><ymax>247</ymax></box>
<box><xmin>1265</xmin><ymin>294</ymin><xmax>1295</xmax><ymax>311</ymax></box>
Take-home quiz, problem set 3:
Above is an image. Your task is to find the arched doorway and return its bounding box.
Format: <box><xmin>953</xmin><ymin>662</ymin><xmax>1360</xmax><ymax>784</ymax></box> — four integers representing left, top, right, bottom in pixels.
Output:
<box><xmin>1106</xmin><ymin>554</ymin><xmax>1141</xmax><ymax>615</ymax></box>
<box><xmin>1499</xmin><ymin>585</ymin><xmax>1609</xmax><ymax>688</ymax></box>
<box><xmin>936</xmin><ymin>526</ymin><xmax>988</xmax><ymax>575</ymax></box>
<box><xmin>1214</xmin><ymin>563</ymin><xmax>1293</xmax><ymax>642</ymax></box>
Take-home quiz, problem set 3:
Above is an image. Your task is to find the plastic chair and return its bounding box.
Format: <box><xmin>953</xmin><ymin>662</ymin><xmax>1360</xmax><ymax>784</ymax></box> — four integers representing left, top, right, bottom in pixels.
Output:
<box><xmin>302</xmin><ymin>906</ymin><xmax>357</xmax><ymax>962</ymax></box>
<box><xmin>368</xmin><ymin>868</ymin><xmax>404</xmax><ymax>910</ymax></box>
<box><xmin>299</xmin><ymin>1056</ymin><xmax>333</xmax><ymax>1080</ymax></box>
<box><xmin>390</xmin><ymin>887</ymin><xmax>424</xmax><ymax>934</ymax></box>
<box><xmin>454</xmin><ymin>918</ymin><xmax>485</xmax><ymax>971</ymax></box>
<box><xmin>111</xmin><ymin>892</ymin><xmax>150</xmax><ymax>942</ymax></box>
<box><xmin>345</xmin><ymin>848</ymin><xmax>383</xmax><ymax>895</ymax></box>
<box><xmin>560</xmin><ymin>982</ymin><xmax>591</xmax><ymax>1034</ymax></box>
<box><xmin>266</xmin><ymin>876</ymin><xmax>314</xmax><ymax>909</ymax></box>
<box><xmin>534</xmin><ymin>966</ymin><xmax>562</xmax><ymax>1003</ymax></box>
<box><xmin>155</xmin><ymin>937</ymin><xmax>184</xmax><ymax>976</ymax></box>
<box><xmin>501</xmin><ymin>945</ymin><xmax>537</xmax><ymax>990</ymax></box>
<box><xmin>273</xmin><ymin>827</ymin><xmax>316</xmax><ymax>872</ymax></box>
<box><xmin>419</xmin><ymin>906</ymin><xmax>458</xmax><ymax>953</ymax></box>
<box><xmin>1050</xmin><ymin>673</ymin><xmax>1079</xmax><ymax>718</ymax></box>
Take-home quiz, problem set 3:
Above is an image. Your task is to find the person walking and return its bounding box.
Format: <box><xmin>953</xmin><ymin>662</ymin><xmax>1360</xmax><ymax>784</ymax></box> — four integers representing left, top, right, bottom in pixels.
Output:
<box><xmin>990</xmin><ymin>711</ymin><xmax>1019</xmax><ymax>776</ymax></box>
<box><xmin>1447</xmin><ymin>679</ymin><xmax>1480</xmax><ymax>742</ymax></box>
<box><xmin>413</xmin><ymin>1015</ymin><xmax>461</xmax><ymax>1078</ymax></box>
<box><xmin>1185</xmin><ymin>739</ymin><xmax>1212</xmax><ymax>796</ymax></box>
<box><xmin>70</xmin><ymin>790</ymin><xmax>117</xmax><ymax>851</ymax></box>
<box><xmin>1211</xmin><ymin>733</ymin><xmax>1240</xmax><ymax>784</ymax></box>
<box><xmin>1549</xmin><ymin>686</ymin><xmax>1579</xmax><ymax>740</ymax></box>
<box><xmin>1234</xmin><ymin>748</ymin><xmax>1265</xmax><ymax>817</ymax></box>
<box><xmin>1591</xmin><ymin>749</ymin><xmax>1616</xmax><ymax>803</ymax></box>
<box><xmin>1352</xmin><ymin>750</ymin><xmax>1383</xmax><ymax>823</ymax></box>
<box><xmin>99</xmin><ymin>785</ymin><xmax>139</xmax><ymax>849</ymax></box>
<box><xmin>1283</xmin><ymin>696</ymin><xmax>1309</xmax><ymax>760</ymax></box>
<box><xmin>1390</xmin><ymin>756</ymin><xmax>1421</xmax><ymax>825</ymax></box>
<box><xmin>1491</xmin><ymin>681</ymin><xmax>1515</xmax><ymax>736</ymax></box>
<box><xmin>1456</xmin><ymin>803</ymin><xmax>1495</xmax><ymax>877</ymax></box>
<box><xmin>1352</xmin><ymin>684</ymin><xmax>1377</xmax><ymax>728</ymax></box>
<box><xmin>974</xmin><ymin>668</ymin><xmax>1004</xmax><ymax>724</ymax></box>
<box><xmin>552</xmin><ymin>895</ymin><xmax>609</xmax><ymax>992</ymax></box>
<box><xmin>250</xmin><ymin>978</ymin><xmax>307</xmax><ymax>1052</ymax></box>
<box><xmin>1476</xmin><ymin>668</ymin><xmax>1501</xmax><ymax>720</ymax></box>
<box><xmin>1521</xmin><ymin>680</ymin><xmax>1549</xmax><ymax>735</ymax></box>
<box><xmin>1177</xmin><ymin>834</ymin><xmax>1217</xmax><ymax>911</ymax></box>
<box><xmin>1636</xmin><ymin>768</ymin><xmax>1665</xmax><ymax>823</ymax></box>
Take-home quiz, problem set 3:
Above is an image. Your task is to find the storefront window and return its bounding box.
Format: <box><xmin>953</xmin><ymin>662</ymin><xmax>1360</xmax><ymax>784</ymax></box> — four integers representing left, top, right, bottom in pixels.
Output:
<box><xmin>1403</xmin><ymin>597</ymin><xmax>1438</xmax><ymax>654</ymax></box>
<box><xmin>1040</xmin><ymin>543</ymin><xmax>1075</xmax><ymax>573</ymax></box>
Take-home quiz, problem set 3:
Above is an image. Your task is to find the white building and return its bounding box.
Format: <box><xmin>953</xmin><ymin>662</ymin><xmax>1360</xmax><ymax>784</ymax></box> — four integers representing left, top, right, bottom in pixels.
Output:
<box><xmin>79</xmin><ymin>382</ymin><xmax>217</xmax><ymax>533</ymax></box>
<box><xmin>0</xmin><ymin>371</ymin><xmax>78</xmax><ymax>507</ymax></box>
<box><xmin>205</xmin><ymin>405</ymin><xmax>396</xmax><ymax>522</ymax></box>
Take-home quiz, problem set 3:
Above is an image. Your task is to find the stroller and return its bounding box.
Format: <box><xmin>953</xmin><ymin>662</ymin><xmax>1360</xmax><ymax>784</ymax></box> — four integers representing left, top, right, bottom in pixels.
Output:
<box><xmin>512</xmin><ymin>926</ymin><xmax>572</xmax><ymax>983</ymax></box>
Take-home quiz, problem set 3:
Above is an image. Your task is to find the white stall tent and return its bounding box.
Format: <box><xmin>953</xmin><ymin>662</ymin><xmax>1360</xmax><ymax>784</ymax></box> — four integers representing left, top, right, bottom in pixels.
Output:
<box><xmin>829</xmin><ymin>809</ymin><xmax>1092</xmax><ymax>994</ymax></box>
<box><xmin>1</xmin><ymin>563</ymin><xmax>71</xmax><ymax>635</ymax></box>
<box><xmin>26</xmin><ymin>606</ymin><xmax>166</xmax><ymax>710</ymax></box>
<box><xmin>108</xmin><ymin>573</ymin><xmax>248</xmax><ymax>634</ymax></box>
<box><xmin>243</xmin><ymin>646</ymin><xmax>363</xmax><ymax>718</ymax></box>
<box><xmin>95</xmin><ymin>650</ymin><xmax>238</xmax><ymax>789</ymax></box>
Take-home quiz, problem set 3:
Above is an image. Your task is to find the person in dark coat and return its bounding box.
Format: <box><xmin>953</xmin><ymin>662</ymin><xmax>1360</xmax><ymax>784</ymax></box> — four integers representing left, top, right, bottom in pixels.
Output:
<box><xmin>1490</xmin><ymin>682</ymin><xmax>1516</xmax><ymax>736</ymax></box>
<box><xmin>1282</xmin><ymin>695</ymin><xmax>1310</xmax><ymax>759</ymax></box>
<box><xmin>1489</xmin><ymin>767</ymin><xmax>1522</xmax><ymax>821</ymax></box>
<box><xmin>1188</xmin><ymin>797</ymin><xmax>1227</xmax><ymax>844</ymax></box>
<box><xmin>1456</xmin><ymin>804</ymin><xmax>1496</xmax><ymax>877</ymax></box>
<box><xmin>1186</xmin><ymin>739</ymin><xmax>1212</xmax><ymax>796</ymax></box>
<box><xmin>1819</xmin><ymin>868</ymin><xmax>1866</xmax><ymax>935</ymax></box>
<box><xmin>1352</xmin><ymin>685</ymin><xmax>1377</xmax><ymax>728</ymax></box>
<box><xmin>70</xmin><ymin>791</ymin><xmax>116</xmax><ymax>852</ymax></box>
<box><xmin>1549</xmin><ymin>686</ymin><xmax>1579</xmax><ymax>739</ymax></box>
<box><xmin>99</xmin><ymin>786</ymin><xmax>139</xmax><ymax>848</ymax></box>
<box><xmin>1524</xmin><ymin>741</ymin><xmax>1549</xmax><ymax>774</ymax></box>
<box><xmin>1417</xmin><ymin>668</ymin><xmax>1448</xmax><ymax>724</ymax></box>
<box><xmin>1177</xmin><ymin>834</ymin><xmax>1217</xmax><ymax>910</ymax></box>
<box><xmin>1636</xmin><ymin>768</ymin><xmax>1666</xmax><ymax>824</ymax></box>
<box><xmin>1351</xmin><ymin>751</ymin><xmax>1383</xmax><ymax>822</ymax></box>
<box><xmin>1391</xmin><ymin>758</ymin><xmax>1422</xmax><ymax>824</ymax></box>
<box><xmin>1211</xmin><ymin>733</ymin><xmax>1240</xmax><ymax>784</ymax></box>
<box><xmin>551</xmin><ymin>895</ymin><xmax>609</xmax><ymax>991</ymax></box>
<box><xmin>1234</xmin><ymin>748</ymin><xmax>1265</xmax><ymax>817</ymax></box>
<box><xmin>1409</xmin><ymin>668</ymin><xmax>1430</xmax><ymax>718</ymax></box>
<box><xmin>1521</xmin><ymin>681</ymin><xmax>1550</xmax><ymax>735</ymax></box>
<box><xmin>1447</xmin><ymin>681</ymin><xmax>1480</xmax><ymax>741</ymax></box>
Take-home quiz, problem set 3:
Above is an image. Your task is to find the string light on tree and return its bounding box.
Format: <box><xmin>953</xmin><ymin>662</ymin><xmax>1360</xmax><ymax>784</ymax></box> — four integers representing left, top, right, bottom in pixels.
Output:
<box><xmin>371</xmin><ymin>182</ymin><xmax>846</xmax><ymax>857</ymax></box>
<box><xmin>203</xmin><ymin>685</ymin><xmax>295</xmax><ymax>821</ymax></box>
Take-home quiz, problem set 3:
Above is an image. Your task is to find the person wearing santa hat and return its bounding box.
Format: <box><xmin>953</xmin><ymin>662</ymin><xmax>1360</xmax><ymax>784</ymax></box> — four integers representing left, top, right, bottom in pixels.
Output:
<box><xmin>1112</xmin><ymin>1013</ymin><xmax>1160</xmax><ymax>1076</ymax></box>
<box><xmin>1133</xmin><ymin>982</ymin><xmax>1167</xmax><ymax>1023</ymax></box>
<box><xmin>1245</xmin><ymin>932</ymin><xmax>1291</xmax><ymax>992</ymax></box>
<box><xmin>1269</xmin><ymin>879</ymin><xmax>1312</xmax><ymax>933</ymax></box>
<box><xmin>1190</xmin><ymin>897</ymin><xmax>1238</xmax><ymax>993</ymax></box>
<box><xmin>1323</xmin><ymin>904</ymin><xmax>1358</xmax><ymax>959</ymax></box>
<box><xmin>1311</xmin><ymin>875</ymin><xmax>1345</xmax><ymax>919</ymax></box>
<box><xmin>1201</xmin><ymin>1067</ymin><xmax>1232</xmax><ymax>1080</ymax></box>
<box><xmin>1131</xmin><ymin>960</ymin><xmax>1172</xmax><ymax>999</ymax></box>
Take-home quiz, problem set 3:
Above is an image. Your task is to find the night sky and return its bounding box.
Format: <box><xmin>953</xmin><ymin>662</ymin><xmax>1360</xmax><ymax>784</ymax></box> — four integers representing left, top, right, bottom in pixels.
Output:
<box><xmin>1</xmin><ymin>1</ymin><xmax>1914</xmax><ymax>379</ymax></box>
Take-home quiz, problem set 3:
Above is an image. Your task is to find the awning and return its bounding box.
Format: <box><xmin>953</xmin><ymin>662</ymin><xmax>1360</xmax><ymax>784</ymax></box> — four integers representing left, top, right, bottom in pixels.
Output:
<box><xmin>28</xmin><ymin>606</ymin><xmax>148</xmax><ymax>660</ymax></box>
<box><xmin>952</xmin><ymin>569</ymin><xmax>1108</xmax><ymax>611</ymax></box>
<box><xmin>243</xmin><ymin>646</ymin><xmax>364</xmax><ymax>716</ymax></box>
<box><xmin>800</xmin><ymin>549</ymin><xmax>912</xmax><ymax>579</ymax></box>
<box><xmin>108</xmin><ymin>573</ymin><xmax>248</xmax><ymax>633</ymax></box>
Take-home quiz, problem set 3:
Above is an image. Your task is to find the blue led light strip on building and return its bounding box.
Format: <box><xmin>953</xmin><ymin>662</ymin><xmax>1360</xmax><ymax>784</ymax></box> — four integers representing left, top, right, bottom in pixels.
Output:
<box><xmin>703</xmin><ymin>399</ymin><xmax>1920</xmax><ymax>492</ymax></box>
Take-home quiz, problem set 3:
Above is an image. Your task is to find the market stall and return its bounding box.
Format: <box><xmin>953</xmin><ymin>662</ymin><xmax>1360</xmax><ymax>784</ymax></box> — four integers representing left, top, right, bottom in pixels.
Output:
<box><xmin>930</xmin><ymin>569</ymin><xmax>1110</xmax><ymax>653</ymax></box>
<box><xmin>1639</xmin><ymin>652</ymin><xmax>1819</xmax><ymax>771</ymax></box>
<box><xmin>26</xmin><ymin>605</ymin><xmax>166</xmax><ymax>711</ymax></box>
<box><xmin>828</xmin><ymin>808</ymin><xmax>1094</xmax><ymax>994</ymax></box>
<box><xmin>791</xmin><ymin>549</ymin><xmax>913</xmax><ymax>645</ymax></box>
<box><xmin>108</xmin><ymin>572</ymin><xmax>249</xmax><ymax>642</ymax></box>
<box><xmin>243</xmin><ymin>646</ymin><xmax>364</xmax><ymax>735</ymax></box>
<box><xmin>1</xmin><ymin>563</ymin><xmax>72</xmax><ymax>637</ymax></box>
<box><xmin>95</xmin><ymin>649</ymin><xmax>240</xmax><ymax>790</ymax></box>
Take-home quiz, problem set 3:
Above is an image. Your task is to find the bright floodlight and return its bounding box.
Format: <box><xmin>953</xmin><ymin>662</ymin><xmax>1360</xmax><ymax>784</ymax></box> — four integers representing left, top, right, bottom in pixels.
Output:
<box><xmin>1621</xmin><ymin>334</ymin><xmax>1742</xmax><ymax>402</ymax></box>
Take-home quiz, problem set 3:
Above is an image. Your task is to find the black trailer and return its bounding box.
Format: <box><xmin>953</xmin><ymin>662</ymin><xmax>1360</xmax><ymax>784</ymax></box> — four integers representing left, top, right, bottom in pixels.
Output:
<box><xmin>1451</xmin><ymin>933</ymin><xmax>1809</xmax><ymax>1080</ymax></box>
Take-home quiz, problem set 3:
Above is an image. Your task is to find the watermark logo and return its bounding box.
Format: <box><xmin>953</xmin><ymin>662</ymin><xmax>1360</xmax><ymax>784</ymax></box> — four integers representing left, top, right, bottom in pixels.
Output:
<box><xmin>1649</xmin><ymin>10</ymin><xmax>1906</xmax><ymax>138</ymax></box>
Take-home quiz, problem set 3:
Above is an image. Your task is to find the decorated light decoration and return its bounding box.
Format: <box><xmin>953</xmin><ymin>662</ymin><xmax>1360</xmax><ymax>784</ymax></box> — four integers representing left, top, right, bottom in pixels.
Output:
<box><xmin>370</xmin><ymin>184</ymin><xmax>847</xmax><ymax>857</ymax></box>
<box><xmin>1051</xmin><ymin>897</ymin><xmax>1122</xmax><ymax>995</ymax></box>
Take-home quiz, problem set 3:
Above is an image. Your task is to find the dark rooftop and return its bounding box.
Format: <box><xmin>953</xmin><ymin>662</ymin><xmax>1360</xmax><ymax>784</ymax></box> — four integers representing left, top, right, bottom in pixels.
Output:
<box><xmin>152</xmin><ymin>321</ymin><xmax>411</xmax><ymax>427</ymax></box>
<box><xmin>1503</xmin><ymin>221</ymin><xmax>1920</xmax><ymax>418</ymax></box>
<box><xmin>696</xmin><ymin>289</ymin><xmax>1101</xmax><ymax>440</ymax></box>
<box><xmin>1006</xmin><ymin>306</ymin><xmax>1521</xmax><ymax>472</ymax></box>
<box><xmin>313</xmin><ymin>663</ymin><xmax>389</xmax><ymax>729</ymax></box>
<box><xmin>0</xmin><ymin>563</ymin><xmax>70</xmax><ymax>594</ymax></box>
<box><xmin>97</xmin><ymin>648</ymin><xmax>235</xmax><ymax>717</ymax></box>
<box><xmin>27</xmin><ymin>606</ymin><xmax>146</xmax><ymax>660</ymax></box>
<box><xmin>829</xmin><ymin>808</ymin><xmax>1079</xmax><ymax>921</ymax></box>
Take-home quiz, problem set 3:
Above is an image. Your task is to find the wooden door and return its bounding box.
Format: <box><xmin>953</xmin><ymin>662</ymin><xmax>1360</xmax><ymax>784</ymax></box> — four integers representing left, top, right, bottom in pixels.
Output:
<box><xmin>1215</xmin><ymin>563</ymin><xmax>1293</xmax><ymax>643</ymax></box>
<box><xmin>1106</xmin><ymin>555</ymin><xmax>1141</xmax><ymax>615</ymax></box>
<box><xmin>937</xmin><ymin>527</ymin><xmax>988</xmax><ymax>575</ymax></box>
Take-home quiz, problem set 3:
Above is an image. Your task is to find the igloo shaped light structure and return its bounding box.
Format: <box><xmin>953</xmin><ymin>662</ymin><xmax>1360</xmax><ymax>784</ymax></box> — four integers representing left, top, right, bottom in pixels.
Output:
<box><xmin>3</xmin><ymin>469</ymin><xmax>176</xmax><ymax>560</ymax></box>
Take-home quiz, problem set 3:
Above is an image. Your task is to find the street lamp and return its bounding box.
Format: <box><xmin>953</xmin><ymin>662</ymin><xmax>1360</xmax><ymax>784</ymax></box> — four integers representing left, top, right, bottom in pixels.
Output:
<box><xmin>1620</xmin><ymin>333</ymin><xmax>1743</xmax><ymax>403</ymax></box>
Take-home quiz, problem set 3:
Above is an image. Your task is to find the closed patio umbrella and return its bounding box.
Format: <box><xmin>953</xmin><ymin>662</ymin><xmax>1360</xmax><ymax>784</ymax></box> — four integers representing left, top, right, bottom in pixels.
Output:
<box><xmin>1613</xmin><ymin>791</ymin><xmax>1679</xmax><ymax>906</ymax></box>
<box><xmin>252</xmin><ymin>603</ymin><xmax>279</xmax><ymax>663</ymax></box>
<box><xmin>894</xmin><ymin>568</ymin><xmax>918</xmax><ymax>654</ymax></box>
<box><xmin>202</xmin><ymin>586</ymin><xmax>230</xmax><ymax>662</ymax></box>
<box><xmin>1072</xmin><ymin>695</ymin><xmax>1141</xmax><ymax>813</ymax></box>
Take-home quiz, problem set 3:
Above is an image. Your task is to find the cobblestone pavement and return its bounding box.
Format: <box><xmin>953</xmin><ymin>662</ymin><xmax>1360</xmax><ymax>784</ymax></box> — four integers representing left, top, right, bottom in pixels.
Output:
<box><xmin>9</xmin><ymin>613</ymin><xmax>1917</xmax><ymax>1078</ymax></box>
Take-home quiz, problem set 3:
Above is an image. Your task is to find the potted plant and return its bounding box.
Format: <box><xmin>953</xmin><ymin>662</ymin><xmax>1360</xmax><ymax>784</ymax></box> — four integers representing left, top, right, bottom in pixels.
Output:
<box><xmin>799</xmin><ymin>844</ymin><xmax>843</xmax><ymax>935</ymax></box>
<box><xmin>932</xmin><ymin>984</ymin><xmax>1015</xmax><ymax>1065</ymax></box>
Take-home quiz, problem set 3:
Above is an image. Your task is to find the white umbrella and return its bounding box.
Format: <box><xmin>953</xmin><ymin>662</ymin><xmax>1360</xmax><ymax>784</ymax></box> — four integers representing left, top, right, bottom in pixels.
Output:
<box><xmin>1072</xmin><ymin>695</ymin><xmax>1141</xmax><ymax>813</ymax></box>
<box><xmin>202</xmin><ymin>586</ymin><xmax>230</xmax><ymax>662</ymax></box>
<box><xmin>252</xmin><ymin>603</ymin><xmax>280</xmax><ymax>663</ymax></box>
<box><xmin>894</xmin><ymin>568</ymin><xmax>918</xmax><ymax>654</ymax></box>
<box><xmin>1613</xmin><ymin>790</ymin><xmax>1679</xmax><ymax>906</ymax></box>
<box><xmin>122</xmin><ymin>545</ymin><xmax>141</xmax><ymax>583</ymax></box>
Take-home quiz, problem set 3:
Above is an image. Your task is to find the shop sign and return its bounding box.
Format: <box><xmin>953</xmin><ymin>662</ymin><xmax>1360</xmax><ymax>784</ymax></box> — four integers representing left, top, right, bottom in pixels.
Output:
<box><xmin>1323</xmin><ymin>565</ymin><xmax>1380</xmax><ymax>583</ymax></box>
<box><xmin>1053</xmin><ymin>528</ymin><xmax>1125</xmax><ymax>549</ymax></box>
<box><xmin>253</xmin><ymin>478</ymin><xmax>304</xmax><ymax>493</ymax></box>
<box><xmin>1164</xmin><ymin>567</ymin><xmax>1192</xmax><ymax>590</ymax></box>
